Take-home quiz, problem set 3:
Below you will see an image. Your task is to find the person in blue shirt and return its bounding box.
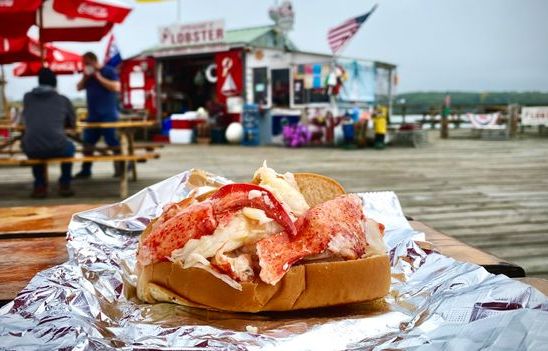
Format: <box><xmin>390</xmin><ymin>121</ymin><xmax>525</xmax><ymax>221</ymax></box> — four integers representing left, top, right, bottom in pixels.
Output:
<box><xmin>74</xmin><ymin>51</ymin><xmax>121</xmax><ymax>179</ymax></box>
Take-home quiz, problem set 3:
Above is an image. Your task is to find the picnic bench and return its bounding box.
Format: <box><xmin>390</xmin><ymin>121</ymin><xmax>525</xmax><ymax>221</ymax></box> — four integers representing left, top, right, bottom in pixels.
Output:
<box><xmin>0</xmin><ymin>204</ymin><xmax>544</xmax><ymax>306</ymax></box>
<box><xmin>0</xmin><ymin>120</ymin><xmax>161</xmax><ymax>198</ymax></box>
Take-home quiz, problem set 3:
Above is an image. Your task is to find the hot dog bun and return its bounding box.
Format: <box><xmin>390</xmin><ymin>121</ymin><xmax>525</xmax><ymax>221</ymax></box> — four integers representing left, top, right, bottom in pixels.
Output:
<box><xmin>137</xmin><ymin>253</ymin><xmax>390</xmax><ymax>312</ymax></box>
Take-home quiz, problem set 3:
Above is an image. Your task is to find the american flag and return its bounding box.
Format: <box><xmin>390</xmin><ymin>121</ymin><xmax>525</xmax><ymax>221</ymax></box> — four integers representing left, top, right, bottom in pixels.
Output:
<box><xmin>104</xmin><ymin>33</ymin><xmax>122</xmax><ymax>68</ymax></box>
<box><xmin>327</xmin><ymin>4</ymin><xmax>378</xmax><ymax>54</ymax></box>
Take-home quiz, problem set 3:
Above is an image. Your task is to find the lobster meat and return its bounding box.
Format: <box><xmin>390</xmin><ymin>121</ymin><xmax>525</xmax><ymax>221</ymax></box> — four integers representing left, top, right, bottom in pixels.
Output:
<box><xmin>137</xmin><ymin>183</ymin><xmax>296</xmax><ymax>266</ymax></box>
<box><xmin>256</xmin><ymin>194</ymin><xmax>368</xmax><ymax>285</ymax></box>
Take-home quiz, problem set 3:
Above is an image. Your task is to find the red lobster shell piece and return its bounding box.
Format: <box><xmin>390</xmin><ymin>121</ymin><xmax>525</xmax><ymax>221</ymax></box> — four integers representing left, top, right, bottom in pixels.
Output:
<box><xmin>256</xmin><ymin>194</ymin><xmax>367</xmax><ymax>285</ymax></box>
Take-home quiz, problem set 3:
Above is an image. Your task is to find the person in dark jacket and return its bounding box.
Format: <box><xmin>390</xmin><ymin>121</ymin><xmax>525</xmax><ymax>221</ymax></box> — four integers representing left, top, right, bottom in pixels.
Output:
<box><xmin>22</xmin><ymin>68</ymin><xmax>76</xmax><ymax>198</ymax></box>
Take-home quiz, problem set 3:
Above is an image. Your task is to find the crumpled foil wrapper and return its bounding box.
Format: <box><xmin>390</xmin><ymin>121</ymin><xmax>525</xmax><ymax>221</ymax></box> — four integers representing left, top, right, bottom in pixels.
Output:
<box><xmin>0</xmin><ymin>170</ymin><xmax>547</xmax><ymax>350</ymax></box>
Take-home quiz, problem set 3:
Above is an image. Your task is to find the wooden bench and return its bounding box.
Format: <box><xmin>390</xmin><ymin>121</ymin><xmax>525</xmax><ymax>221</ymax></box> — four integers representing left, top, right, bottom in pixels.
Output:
<box><xmin>0</xmin><ymin>204</ymin><xmax>542</xmax><ymax>305</ymax></box>
<box><xmin>0</xmin><ymin>153</ymin><xmax>160</xmax><ymax>198</ymax></box>
<box><xmin>0</xmin><ymin>142</ymin><xmax>166</xmax><ymax>155</ymax></box>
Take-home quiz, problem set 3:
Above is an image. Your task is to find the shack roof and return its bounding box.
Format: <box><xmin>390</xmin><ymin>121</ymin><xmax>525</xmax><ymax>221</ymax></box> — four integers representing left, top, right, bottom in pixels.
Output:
<box><xmin>136</xmin><ymin>24</ymin><xmax>395</xmax><ymax>68</ymax></box>
<box><xmin>139</xmin><ymin>25</ymin><xmax>297</xmax><ymax>57</ymax></box>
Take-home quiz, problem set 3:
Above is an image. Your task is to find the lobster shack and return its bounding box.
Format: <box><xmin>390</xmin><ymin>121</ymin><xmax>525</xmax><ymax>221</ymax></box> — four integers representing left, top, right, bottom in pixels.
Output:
<box><xmin>120</xmin><ymin>17</ymin><xmax>397</xmax><ymax>145</ymax></box>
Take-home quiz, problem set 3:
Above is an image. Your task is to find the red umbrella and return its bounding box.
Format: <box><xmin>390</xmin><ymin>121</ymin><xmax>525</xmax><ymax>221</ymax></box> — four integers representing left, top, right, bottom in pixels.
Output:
<box><xmin>0</xmin><ymin>0</ymin><xmax>41</xmax><ymax>37</ymax></box>
<box><xmin>0</xmin><ymin>36</ymin><xmax>42</xmax><ymax>64</ymax></box>
<box><xmin>0</xmin><ymin>0</ymin><xmax>132</xmax><ymax>42</ymax></box>
<box><xmin>41</xmin><ymin>0</ymin><xmax>132</xmax><ymax>42</ymax></box>
<box><xmin>13</xmin><ymin>44</ymin><xmax>82</xmax><ymax>76</ymax></box>
<box><xmin>53</xmin><ymin>0</ymin><xmax>131</xmax><ymax>23</ymax></box>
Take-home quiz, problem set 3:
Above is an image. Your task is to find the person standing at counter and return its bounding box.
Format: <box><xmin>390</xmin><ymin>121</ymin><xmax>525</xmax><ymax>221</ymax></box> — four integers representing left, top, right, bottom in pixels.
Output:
<box><xmin>74</xmin><ymin>52</ymin><xmax>122</xmax><ymax>179</ymax></box>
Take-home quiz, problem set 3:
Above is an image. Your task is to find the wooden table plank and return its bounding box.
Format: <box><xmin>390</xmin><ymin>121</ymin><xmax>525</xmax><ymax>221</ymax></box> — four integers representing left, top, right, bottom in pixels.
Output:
<box><xmin>0</xmin><ymin>237</ymin><xmax>68</xmax><ymax>301</ymax></box>
<box><xmin>77</xmin><ymin>120</ymin><xmax>157</xmax><ymax>129</ymax></box>
<box><xmin>410</xmin><ymin>220</ymin><xmax>526</xmax><ymax>277</ymax></box>
<box><xmin>0</xmin><ymin>204</ymin><xmax>102</xmax><ymax>236</ymax></box>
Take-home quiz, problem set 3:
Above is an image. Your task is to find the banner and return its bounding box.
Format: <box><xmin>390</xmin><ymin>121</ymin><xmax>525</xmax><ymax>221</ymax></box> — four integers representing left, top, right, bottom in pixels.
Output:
<box><xmin>468</xmin><ymin>113</ymin><xmax>500</xmax><ymax>129</ymax></box>
<box><xmin>159</xmin><ymin>19</ymin><xmax>224</xmax><ymax>48</ymax></box>
<box><xmin>521</xmin><ymin>106</ymin><xmax>548</xmax><ymax>126</ymax></box>
<box><xmin>339</xmin><ymin>60</ymin><xmax>375</xmax><ymax>102</ymax></box>
<box><xmin>215</xmin><ymin>50</ymin><xmax>242</xmax><ymax>104</ymax></box>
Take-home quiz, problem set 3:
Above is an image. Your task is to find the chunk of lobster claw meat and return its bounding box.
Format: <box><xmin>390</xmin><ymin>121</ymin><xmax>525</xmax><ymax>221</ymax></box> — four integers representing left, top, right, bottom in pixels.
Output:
<box><xmin>209</xmin><ymin>183</ymin><xmax>297</xmax><ymax>237</ymax></box>
<box><xmin>256</xmin><ymin>194</ymin><xmax>368</xmax><ymax>285</ymax></box>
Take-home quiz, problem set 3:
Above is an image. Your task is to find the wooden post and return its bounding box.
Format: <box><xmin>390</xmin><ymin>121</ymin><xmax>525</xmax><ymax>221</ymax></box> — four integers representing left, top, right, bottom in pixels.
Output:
<box><xmin>508</xmin><ymin>104</ymin><xmax>519</xmax><ymax>138</ymax></box>
<box><xmin>128</xmin><ymin>130</ymin><xmax>137</xmax><ymax>181</ymax></box>
<box><xmin>119</xmin><ymin>133</ymin><xmax>128</xmax><ymax>198</ymax></box>
<box><xmin>441</xmin><ymin>94</ymin><xmax>450</xmax><ymax>139</ymax></box>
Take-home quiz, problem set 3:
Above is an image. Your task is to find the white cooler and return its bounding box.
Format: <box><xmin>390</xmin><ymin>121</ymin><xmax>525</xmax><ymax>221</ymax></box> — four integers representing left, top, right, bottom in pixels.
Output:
<box><xmin>169</xmin><ymin>129</ymin><xmax>193</xmax><ymax>144</ymax></box>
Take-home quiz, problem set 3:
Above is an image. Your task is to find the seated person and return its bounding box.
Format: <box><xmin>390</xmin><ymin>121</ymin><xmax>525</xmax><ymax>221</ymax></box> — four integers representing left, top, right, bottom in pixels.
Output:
<box><xmin>21</xmin><ymin>68</ymin><xmax>76</xmax><ymax>198</ymax></box>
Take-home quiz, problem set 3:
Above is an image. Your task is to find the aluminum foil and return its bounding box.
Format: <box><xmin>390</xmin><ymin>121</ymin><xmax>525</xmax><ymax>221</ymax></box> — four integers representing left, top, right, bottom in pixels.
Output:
<box><xmin>0</xmin><ymin>170</ymin><xmax>547</xmax><ymax>350</ymax></box>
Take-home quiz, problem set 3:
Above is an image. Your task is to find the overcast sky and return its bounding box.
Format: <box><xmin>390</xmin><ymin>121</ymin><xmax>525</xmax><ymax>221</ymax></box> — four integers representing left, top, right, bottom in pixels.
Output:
<box><xmin>4</xmin><ymin>0</ymin><xmax>548</xmax><ymax>99</ymax></box>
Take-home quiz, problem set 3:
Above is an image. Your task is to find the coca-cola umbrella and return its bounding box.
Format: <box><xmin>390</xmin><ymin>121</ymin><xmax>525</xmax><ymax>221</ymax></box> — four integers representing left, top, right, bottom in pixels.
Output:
<box><xmin>0</xmin><ymin>0</ymin><xmax>41</xmax><ymax>37</ymax></box>
<box><xmin>13</xmin><ymin>44</ymin><xmax>82</xmax><ymax>76</ymax></box>
<box><xmin>41</xmin><ymin>0</ymin><xmax>132</xmax><ymax>42</ymax></box>
<box><xmin>0</xmin><ymin>0</ymin><xmax>132</xmax><ymax>42</ymax></box>
<box><xmin>0</xmin><ymin>35</ymin><xmax>42</xmax><ymax>64</ymax></box>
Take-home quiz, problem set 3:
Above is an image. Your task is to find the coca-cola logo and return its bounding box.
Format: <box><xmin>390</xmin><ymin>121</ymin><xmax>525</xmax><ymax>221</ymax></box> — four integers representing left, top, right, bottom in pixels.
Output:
<box><xmin>0</xmin><ymin>0</ymin><xmax>15</xmax><ymax>8</ymax></box>
<box><xmin>50</xmin><ymin>62</ymin><xmax>79</xmax><ymax>71</ymax></box>
<box><xmin>77</xmin><ymin>3</ymin><xmax>108</xmax><ymax>19</ymax></box>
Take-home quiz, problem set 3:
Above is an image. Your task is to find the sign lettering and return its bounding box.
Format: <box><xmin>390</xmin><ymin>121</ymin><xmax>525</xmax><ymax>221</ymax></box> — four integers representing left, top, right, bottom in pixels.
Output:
<box><xmin>159</xmin><ymin>20</ymin><xmax>224</xmax><ymax>47</ymax></box>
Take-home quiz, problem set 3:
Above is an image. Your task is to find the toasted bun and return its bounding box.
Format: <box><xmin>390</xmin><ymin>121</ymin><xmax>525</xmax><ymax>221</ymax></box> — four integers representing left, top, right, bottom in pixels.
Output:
<box><xmin>293</xmin><ymin>173</ymin><xmax>346</xmax><ymax>208</ymax></box>
<box><xmin>137</xmin><ymin>254</ymin><xmax>390</xmax><ymax>312</ymax></box>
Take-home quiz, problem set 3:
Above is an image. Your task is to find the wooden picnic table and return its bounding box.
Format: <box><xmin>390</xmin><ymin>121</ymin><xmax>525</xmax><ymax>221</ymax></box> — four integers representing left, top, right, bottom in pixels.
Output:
<box><xmin>0</xmin><ymin>204</ymin><xmax>545</xmax><ymax>306</ymax></box>
<box><xmin>78</xmin><ymin>120</ymin><xmax>157</xmax><ymax>198</ymax></box>
<box><xmin>0</xmin><ymin>120</ymin><xmax>158</xmax><ymax>198</ymax></box>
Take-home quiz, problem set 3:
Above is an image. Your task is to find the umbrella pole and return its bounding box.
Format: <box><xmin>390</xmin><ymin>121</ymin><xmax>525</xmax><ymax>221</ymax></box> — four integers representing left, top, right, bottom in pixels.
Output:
<box><xmin>0</xmin><ymin>65</ymin><xmax>7</xmax><ymax>119</ymax></box>
<box><xmin>39</xmin><ymin>3</ymin><xmax>44</xmax><ymax>66</ymax></box>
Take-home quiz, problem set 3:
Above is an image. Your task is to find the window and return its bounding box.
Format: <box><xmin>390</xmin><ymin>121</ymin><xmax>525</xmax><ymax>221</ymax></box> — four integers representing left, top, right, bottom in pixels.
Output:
<box><xmin>291</xmin><ymin>63</ymin><xmax>329</xmax><ymax>105</ymax></box>
<box><xmin>252</xmin><ymin>67</ymin><xmax>268</xmax><ymax>105</ymax></box>
<box><xmin>271</xmin><ymin>68</ymin><xmax>290</xmax><ymax>107</ymax></box>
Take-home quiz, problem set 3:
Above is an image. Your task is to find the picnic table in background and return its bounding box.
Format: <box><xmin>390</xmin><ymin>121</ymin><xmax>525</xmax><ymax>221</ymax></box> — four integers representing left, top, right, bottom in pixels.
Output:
<box><xmin>0</xmin><ymin>204</ymin><xmax>544</xmax><ymax>306</ymax></box>
<box><xmin>0</xmin><ymin>119</ymin><xmax>161</xmax><ymax>197</ymax></box>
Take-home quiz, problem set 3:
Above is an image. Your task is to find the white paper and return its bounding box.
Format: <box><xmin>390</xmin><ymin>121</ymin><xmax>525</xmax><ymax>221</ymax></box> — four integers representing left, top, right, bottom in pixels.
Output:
<box><xmin>130</xmin><ymin>89</ymin><xmax>145</xmax><ymax>109</ymax></box>
<box><xmin>226</xmin><ymin>96</ymin><xmax>243</xmax><ymax>114</ymax></box>
<box><xmin>129</xmin><ymin>71</ymin><xmax>145</xmax><ymax>88</ymax></box>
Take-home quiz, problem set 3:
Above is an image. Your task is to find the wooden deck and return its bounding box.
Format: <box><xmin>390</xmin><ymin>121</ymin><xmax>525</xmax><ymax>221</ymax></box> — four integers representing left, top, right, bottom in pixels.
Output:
<box><xmin>0</xmin><ymin>130</ymin><xmax>546</xmax><ymax>278</ymax></box>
